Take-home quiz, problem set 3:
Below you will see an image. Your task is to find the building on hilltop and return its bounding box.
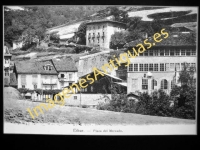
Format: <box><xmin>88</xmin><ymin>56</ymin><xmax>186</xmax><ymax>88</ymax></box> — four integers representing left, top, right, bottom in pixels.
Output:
<box><xmin>86</xmin><ymin>19</ymin><xmax>126</xmax><ymax>49</ymax></box>
<box><xmin>124</xmin><ymin>32</ymin><xmax>197</xmax><ymax>95</ymax></box>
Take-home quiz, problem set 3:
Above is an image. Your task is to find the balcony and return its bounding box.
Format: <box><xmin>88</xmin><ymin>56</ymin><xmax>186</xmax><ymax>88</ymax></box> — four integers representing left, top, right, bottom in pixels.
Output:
<box><xmin>42</xmin><ymin>80</ymin><xmax>57</xmax><ymax>85</ymax></box>
<box><xmin>59</xmin><ymin>77</ymin><xmax>74</xmax><ymax>82</ymax></box>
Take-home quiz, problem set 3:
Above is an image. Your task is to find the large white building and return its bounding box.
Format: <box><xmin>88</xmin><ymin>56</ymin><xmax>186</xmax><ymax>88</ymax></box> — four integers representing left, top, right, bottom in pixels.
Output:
<box><xmin>126</xmin><ymin>32</ymin><xmax>197</xmax><ymax>95</ymax></box>
<box><xmin>86</xmin><ymin>20</ymin><xmax>126</xmax><ymax>49</ymax></box>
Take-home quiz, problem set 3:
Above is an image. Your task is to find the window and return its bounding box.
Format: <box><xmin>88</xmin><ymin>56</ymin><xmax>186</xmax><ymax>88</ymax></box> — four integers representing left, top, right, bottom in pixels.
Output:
<box><xmin>103</xmin><ymin>26</ymin><xmax>105</xmax><ymax>30</ymax></box>
<box><xmin>69</xmin><ymin>74</ymin><xmax>73</xmax><ymax>81</ymax></box>
<box><xmin>21</xmin><ymin>75</ymin><xmax>26</xmax><ymax>85</ymax></box>
<box><xmin>191</xmin><ymin>63</ymin><xmax>196</xmax><ymax>71</ymax></box>
<box><xmin>51</xmin><ymin>85</ymin><xmax>53</xmax><ymax>90</ymax></box>
<box><xmin>161</xmin><ymin>79</ymin><xmax>168</xmax><ymax>89</ymax></box>
<box><xmin>149</xmin><ymin>50</ymin><xmax>153</xmax><ymax>56</ymax></box>
<box><xmin>60</xmin><ymin>82</ymin><xmax>64</xmax><ymax>87</ymax></box>
<box><xmin>154</xmin><ymin>64</ymin><xmax>158</xmax><ymax>71</ymax></box>
<box><xmin>170</xmin><ymin>49</ymin><xmax>174</xmax><ymax>56</ymax></box>
<box><xmin>181</xmin><ymin>63</ymin><xmax>185</xmax><ymax>70</ymax></box>
<box><xmin>160</xmin><ymin>50</ymin><xmax>164</xmax><ymax>56</ymax></box>
<box><xmin>139</xmin><ymin>52</ymin><xmax>143</xmax><ymax>56</ymax></box>
<box><xmin>144</xmin><ymin>64</ymin><xmax>148</xmax><ymax>71</ymax></box>
<box><xmin>61</xmin><ymin>74</ymin><xmax>64</xmax><ymax>78</ymax></box>
<box><xmin>144</xmin><ymin>51</ymin><xmax>148</xmax><ymax>56</ymax></box>
<box><xmin>175</xmin><ymin>63</ymin><xmax>180</xmax><ymax>71</ymax></box>
<box><xmin>22</xmin><ymin>85</ymin><xmax>25</xmax><ymax>88</ymax></box>
<box><xmin>160</xmin><ymin>63</ymin><xmax>164</xmax><ymax>71</ymax></box>
<box><xmin>49</xmin><ymin>66</ymin><xmax>52</xmax><ymax>70</ymax></box>
<box><xmin>170</xmin><ymin>63</ymin><xmax>175</xmax><ymax>71</ymax></box>
<box><xmin>171</xmin><ymin>80</ymin><xmax>175</xmax><ymax>89</ymax></box>
<box><xmin>152</xmin><ymin>79</ymin><xmax>157</xmax><ymax>90</ymax></box>
<box><xmin>5</xmin><ymin>69</ymin><xmax>9</xmax><ymax>76</ymax></box>
<box><xmin>93</xmin><ymin>26</ymin><xmax>95</xmax><ymax>30</ymax></box>
<box><xmin>129</xmin><ymin>64</ymin><xmax>133</xmax><ymax>71</ymax></box>
<box><xmin>165</xmin><ymin>49</ymin><xmax>169</xmax><ymax>56</ymax></box>
<box><xmin>154</xmin><ymin>50</ymin><xmax>159</xmax><ymax>56</ymax></box>
<box><xmin>191</xmin><ymin>49</ymin><xmax>196</xmax><ymax>55</ymax></box>
<box><xmin>102</xmin><ymin>32</ymin><xmax>105</xmax><ymax>43</ymax></box>
<box><xmin>74</xmin><ymin>96</ymin><xmax>77</xmax><ymax>100</ymax></box>
<box><xmin>149</xmin><ymin>64</ymin><xmax>153</xmax><ymax>71</ymax></box>
<box><xmin>91</xmin><ymin>86</ymin><xmax>93</xmax><ymax>92</ymax></box>
<box><xmin>32</xmin><ymin>75</ymin><xmax>37</xmax><ymax>84</ymax></box>
<box><xmin>174</xmin><ymin>49</ymin><xmax>179</xmax><ymax>56</ymax></box>
<box><xmin>98</xmin><ymin>26</ymin><xmax>100</xmax><ymax>29</ymax></box>
<box><xmin>44</xmin><ymin>65</ymin><xmax>53</xmax><ymax>71</ymax></box>
<box><xmin>69</xmin><ymin>83</ymin><xmax>72</xmax><ymax>86</ymax></box>
<box><xmin>134</xmin><ymin>64</ymin><xmax>138</xmax><ymax>71</ymax></box>
<box><xmin>34</xmin><ymin>84</ymin><xmax>37</xmax><ymax>89</ymax></box>
<box><xmin>186</xmin><ymin>49</ymin><xmax>191</xmax><ymax>56</ymax></box>
<box><xmin>165</xmin><ymin>63</ymin><xmax>170</xmax><ymax>71</ymax></box>
<box><xmin>5</xmin><ymin>59</ymin><xmax>9</xmax><ymax>64</ymax></box>
<box><xmin>142</xmin><ymin>79</ymin><xmax>148</xmax><ymax>90</ymax></box>
<box><xmin>139</xmin><ymin>64</ymin><xmax>143</xmax><ymax>71</ymax></box>
<box><xmin>181</xmin><ymin>49</ymin><xmax>185</xmax><ymax>56</ymax></box>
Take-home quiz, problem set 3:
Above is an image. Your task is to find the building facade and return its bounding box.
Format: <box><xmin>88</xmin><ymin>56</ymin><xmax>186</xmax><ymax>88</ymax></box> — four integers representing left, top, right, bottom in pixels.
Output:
<box><xmin>86</xmin><ymin>20</ymin><xmax>126</xmax><ymax>49</ymax></box>
<box><xmin>52</xmin><ymin>58</ymin><xmax>78</xmax><ymax>89</ymax></box>
<box><xmin>14</xmin><ymin>58</ymin><xmax>78</xmax><ymax>90</ymax></box>
<box><xmin>4</xmin><ymin>46</ymin><xmax>12</xmax><ymax>86</ymax></box>
<box><xmin>127</xmin><ymin>32</ymin><xmax>197</xmax><ymax>95</ymax></box>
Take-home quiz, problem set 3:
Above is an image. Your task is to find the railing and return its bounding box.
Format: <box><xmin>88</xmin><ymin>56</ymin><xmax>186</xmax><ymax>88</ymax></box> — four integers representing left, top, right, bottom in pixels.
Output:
<box><xmin>42</xmin><ymin>80</ymin><xmax>57</xmax><ymax>84</ymax></box>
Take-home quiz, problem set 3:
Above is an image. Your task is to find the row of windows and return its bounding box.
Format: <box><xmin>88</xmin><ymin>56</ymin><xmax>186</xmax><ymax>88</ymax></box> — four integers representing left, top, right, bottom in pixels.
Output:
<box><xmin>22</xmin><ymin>84</ymin><xmax>56</xmax><ymax>90</ymax></box>
<box><xmin>142</xmin><ymin>79</ymin><xmax>170</xmax><ymax>90</ymax></box>
<box><xmin>88</xmin><ymin>25</ymin><xmax>105</xmax><ymax>30</ymax></box>
<box><xmin>88</xmin><ymin>32</ymin><xmax>105</xmax><ymax>43</ymax></box>
<box><xmin>60</xmin><ymin>74</ymin><xmax>73</xmax><ymax>80</ymax></box>
<box><xmin>43</xmin><ymin>65</ymin><xmax>53</xmax><ymax>71</ymax></box>
<box><xmin>128</xmin><ymin>63</ymin><xmax>196</xmax><ymax>72</ymax></box>
<box><xmin>129</xmin><ymin>49</ymin><xmax>196</xmax><ymax>57</ymax></box>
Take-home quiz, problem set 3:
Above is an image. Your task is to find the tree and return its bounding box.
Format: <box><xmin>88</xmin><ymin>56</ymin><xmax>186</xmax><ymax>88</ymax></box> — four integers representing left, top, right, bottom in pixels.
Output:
<box><xmin>170</xmin><ymin>62</ymin><xmax>196</xmax><ymax>119</ymax></box>
<box><xmin>76</xmin><ymin>21</ymin><xmax>89</xmax><ymax>45</ymax></box>
<box><xmin>108</xmin><ymin>7</ymin><xmax>129</xmax><ymax>23</ymax></box>
<box><xmin>110</xmin><ymin>31</ymin><xmax>129</xmax><ymax>49</ymax></box>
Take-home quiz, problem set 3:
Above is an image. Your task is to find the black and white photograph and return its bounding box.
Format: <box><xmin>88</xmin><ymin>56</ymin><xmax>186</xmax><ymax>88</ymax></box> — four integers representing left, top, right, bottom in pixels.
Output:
<box><xmin>3</xmin><ymin>5</ymin><xmax>198</xmax><ymax>135</ymax></box>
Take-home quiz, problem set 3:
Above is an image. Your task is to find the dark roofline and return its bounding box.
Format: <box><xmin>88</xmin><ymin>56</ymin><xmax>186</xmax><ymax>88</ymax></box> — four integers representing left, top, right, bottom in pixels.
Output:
<box><xmin>86</xmin><ymin>20</ymin><xmax>126</xmax><ymax>26</ymax></box>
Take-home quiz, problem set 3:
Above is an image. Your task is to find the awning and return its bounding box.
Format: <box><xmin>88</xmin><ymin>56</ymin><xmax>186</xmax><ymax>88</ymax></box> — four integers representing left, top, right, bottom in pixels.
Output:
<box><xmin>113</xmin><ymin>82</ymin><xmax>127</xmax><ymax>87</ymax></box>
<box><xmin>101</xmin><ymin>72</ymin><xmax>122</xmax><ymax>81</ymax></box>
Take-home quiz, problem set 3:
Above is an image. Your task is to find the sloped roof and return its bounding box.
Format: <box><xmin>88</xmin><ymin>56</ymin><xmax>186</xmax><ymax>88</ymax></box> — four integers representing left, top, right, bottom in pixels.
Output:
<box><xmin>52</xmin><ymin>57</ymin><xmax>78</xmax><ymax>72</ymax></box>
<box><xmin>86</xmin><ymin>19</ymin><xmax>126</xmax><ymax>26</ymax></box>
<box><xmin>124</xmin><ymin>32</ymin><xmax>196</xmax><ymax>48</ymax></box>
<box><xmin>15</xmin><ymin>60</ymin><xmax>58</xmax><ymax>74</ymax></box>
<box><xmin>10</xmin><ymin>73</ymin><xmax>17</xmax><ymax>86</ymax></box>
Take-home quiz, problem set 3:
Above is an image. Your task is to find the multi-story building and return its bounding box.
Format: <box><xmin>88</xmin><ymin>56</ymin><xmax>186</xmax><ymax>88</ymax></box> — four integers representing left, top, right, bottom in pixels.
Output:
<box><xmin>4</xmin><ymin>46</ymin><xmax>12</xmax><ymax>85</ymax></box>
<box><xmin>14</xmin><ymin>58</ymin><xmax>78</xmax><ymax>90</ymax></box>
<box><xmin>14</xmin><ymin>60</ymin><xmax>58</xmax><ymax>90</ymax></box>
<box><xmin>126</xmin><ymin>32</ymin><xmax>197</xmax><ymax>94</ymax></box>
<box><xmin>52</xmin><ymin>58</ymin><xmax>78</xmax><ymax>89</ymax></box>
<box><xmin>86</xmin><ymin>19</ymin><xmax>126</xmax><ymax>49</ymax></box>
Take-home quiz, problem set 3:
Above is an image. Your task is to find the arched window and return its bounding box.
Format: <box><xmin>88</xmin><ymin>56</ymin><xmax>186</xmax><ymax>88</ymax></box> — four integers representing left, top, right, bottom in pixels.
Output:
<box><xmin>171</xmin><ymin>80</ymin><xmax>175</xmax><ymax>89</ymax></box>
<box><xmin>161</xmin><ymin>79</ymin><xmax>168</xmax><ymax>89</ymax></box>
<box><xmin>152</xmin><ymin>79</ymin><xmax>157</xmax><ymax>90</ymax></box>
